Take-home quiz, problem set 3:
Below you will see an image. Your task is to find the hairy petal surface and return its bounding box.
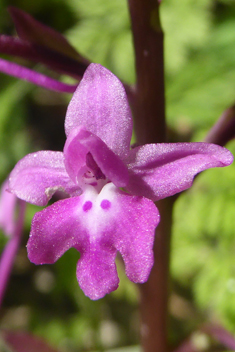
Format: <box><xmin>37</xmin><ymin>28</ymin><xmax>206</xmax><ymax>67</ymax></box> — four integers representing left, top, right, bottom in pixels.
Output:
<box><xmin>126</xmin><ymin>143</ymin><xmax>234</xmax><ymax>201</ymax></box>
<box><xmin>64</xmin><ymin>127</ymin><xmax>129</xmax><ymax>187</ymax></box>
<box><xmin>65</xmin><ymin>63</ymin><xmax>132</xmax><ymax>158</ymax></box>
<box><xmin>9</xmin><ymin>151</ymin><xmax>78</xmax><ymax>206</ymax></box>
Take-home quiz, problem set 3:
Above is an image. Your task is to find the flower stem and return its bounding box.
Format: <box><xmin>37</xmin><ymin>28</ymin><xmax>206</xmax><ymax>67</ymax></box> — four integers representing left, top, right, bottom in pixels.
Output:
<box><xmin>0</xmin><ymin>200</ymin><xmax>26</xmax><ymax>307</ymax></box>
<box><xmin>204</xmin><ymin>104</ymin><xmax>235</xmax><ymax>146</ymax></box>
<box><xmin>128</xmin><ymin>1</ymin><xmax>171</xmax><ymax>351</ymax></box>
<box><xmin>128</xmin><ymin>0</ymin><xmax>166</xmax><ymax>144</ymax></box>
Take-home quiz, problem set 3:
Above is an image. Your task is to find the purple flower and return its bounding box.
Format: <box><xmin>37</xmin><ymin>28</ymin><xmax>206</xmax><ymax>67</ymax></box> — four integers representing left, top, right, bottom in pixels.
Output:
<box><xmin>9</xmin><ymin>64</ymin><xmax>233</xmax><ymax>299</ymax></box>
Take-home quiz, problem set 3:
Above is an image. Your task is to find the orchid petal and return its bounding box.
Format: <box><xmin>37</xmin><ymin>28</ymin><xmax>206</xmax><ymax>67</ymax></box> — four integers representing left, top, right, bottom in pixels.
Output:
<box><xmin>27</xmin><ymin>197</ymin><xmax>84</xmax><ymax>264</ymax></box>
<box><xmin>64</xmin><ymin>127</ymin><xmax>129</xmax><ymax>187</ymax></box>
<box><xmin>112</xmin><ymin>187</ymin><xmax>159</xmax><ymax>282</ymax></box>
<box><xmin>65</xmin><ymin>63</ymin><xmax>133</xmax><ymax>158</ymax></box>
<box><xmin>9</xmin><ymin>151</ymin><xmax>79</xmax><ymax>206</ymax></box>
<box><xmin>76</xmin><ymin>242</ymin><xmax>119</xmax><ymax>300</ymax></box>
<box><xmin>126</xmin><ymin>143</ymin><xmax>234</xmax><ymax>201</ymax></box>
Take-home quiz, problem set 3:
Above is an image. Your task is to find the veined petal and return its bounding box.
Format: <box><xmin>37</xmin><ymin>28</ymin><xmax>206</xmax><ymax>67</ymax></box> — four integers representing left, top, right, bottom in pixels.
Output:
<box><xmin>65</xmin><ymin>63</ymin><xmax>133</xmax><ymax>158</ymax></box>
<box><xmin>64</xmin><ymin>127</ymin><xmax>129</xmax><ymax>188</ymax></box>
<box><xmin>126</xmin><ymin>142</ymin><xmax>234</xmax><ymax>201</ymax></box>
<box><xmin>9</xmin><ymin>151</ymin><xmax>79</xmax><ymax>206</ymax></box>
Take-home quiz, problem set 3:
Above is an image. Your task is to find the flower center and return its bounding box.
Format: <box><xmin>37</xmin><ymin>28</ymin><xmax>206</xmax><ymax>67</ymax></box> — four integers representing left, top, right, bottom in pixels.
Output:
<box><xmin>77</xmin><ymin>152</ymin><xmax>108</xmax><ymax>193</ymax></box>
<box><xmin>86</xmin><ymin>152</ymin><xmax>106</xmax><ymax>181</ymax></box>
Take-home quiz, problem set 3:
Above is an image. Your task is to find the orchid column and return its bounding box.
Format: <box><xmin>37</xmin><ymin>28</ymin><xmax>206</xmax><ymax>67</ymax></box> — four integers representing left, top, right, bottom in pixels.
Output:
<box><xmin>128</xmin><ymin>1</ymin><xmax>169</xmax><ymax>351</ymax></box>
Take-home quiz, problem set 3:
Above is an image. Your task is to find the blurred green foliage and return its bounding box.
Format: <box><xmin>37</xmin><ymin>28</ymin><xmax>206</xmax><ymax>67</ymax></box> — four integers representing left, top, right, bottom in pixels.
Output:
<box><xmin>1</xmin><ymin>0</ymin><xmax>235</xmax><ymax>350</ymax></box>
<box><xmin>171</xmin><ymin>140</ymin><xmax>235</xmax><ymax>330</ymax></box>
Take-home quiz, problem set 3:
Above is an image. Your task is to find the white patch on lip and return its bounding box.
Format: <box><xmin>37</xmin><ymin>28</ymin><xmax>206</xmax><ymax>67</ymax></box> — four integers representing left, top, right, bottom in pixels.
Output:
<box><xmin>77</xmin><ymin>183</ymin><xmax>118</xmax><ymax>242</ymax></box>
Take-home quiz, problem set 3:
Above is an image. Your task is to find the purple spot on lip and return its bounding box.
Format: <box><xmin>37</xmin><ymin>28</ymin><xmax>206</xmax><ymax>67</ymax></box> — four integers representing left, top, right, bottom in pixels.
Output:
<box><xmin>101</xmin><ymin>199</ymin><xmax>111</xmax><ymax>210</ymax></box>
<box><xmin>83</xmin><ymin>201</ymin><xmax>92</xmax><ymax>212</ymax></box>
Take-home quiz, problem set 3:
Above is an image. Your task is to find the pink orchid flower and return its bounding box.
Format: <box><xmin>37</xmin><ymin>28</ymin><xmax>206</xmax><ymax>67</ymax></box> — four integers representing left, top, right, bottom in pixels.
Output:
<box><xmin>8</xmin><ymin>64</ymin><xmax>233</xmax><ymax>299</ymax></box>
